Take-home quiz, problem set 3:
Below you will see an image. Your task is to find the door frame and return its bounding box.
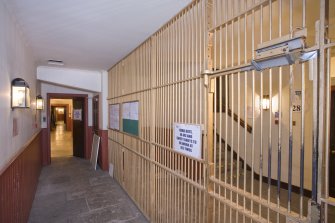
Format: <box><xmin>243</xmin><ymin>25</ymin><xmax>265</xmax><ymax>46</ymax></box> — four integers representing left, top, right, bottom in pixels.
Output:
<box><xmin>329</xmin><ymin>86</ymin><xmax>335</xmax><ymax>198</ymax></box>
<box><xmin>92</xmin><ymin>95</ymin><xmax>99</xmax><ymax>133</ymax></box>
<box><xmin>45</xmin><ymin>93</ymin><xmax>89</xmax><ymax>165</ymax></box>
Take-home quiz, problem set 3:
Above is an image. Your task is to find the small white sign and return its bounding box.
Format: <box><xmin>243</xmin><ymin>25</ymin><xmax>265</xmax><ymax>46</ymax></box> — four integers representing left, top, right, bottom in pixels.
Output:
<box><xmin>173</xmin><ymin>123</ymin><xmax>202</xmax><ymax>159</ymax></box>
<box><xmin>73</xmin><ymin>109</ymin><xmax>82</xmax><ymax>121</ymax></box>
<box><xmin>293</xmin><ymin>90</ymin><xmax>302</xmax><ymax>113</ymax></box>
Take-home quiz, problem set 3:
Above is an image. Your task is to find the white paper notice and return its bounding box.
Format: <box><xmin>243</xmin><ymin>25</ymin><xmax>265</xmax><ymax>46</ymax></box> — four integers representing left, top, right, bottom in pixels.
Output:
<box><xmin>173</xmin><ymin>123</ymin><xmax>202</xmax><ymax>159</ymax></box>
<box><xmin>73</xmin><ymin>109</ymin><xmax>82</xmax><ymax>121</ymax></box>
<box><xmin>122</xmin><ymin>101</ymin><xmax>139</xmax><ymax>121</ymax></box>
<box><xmin>122</xmin><ymin>103</ymin><xmax>131</xmax><ymax>119</ymax></box>
<box><xmin>109</xmin><ymin>104</ymin><xmax>120</xmax><ymax>130</ymax></box>
<box><xmin>130</xmin><ymin>101</ymin><xmax>139</xmax><ymax>120</ymax></box>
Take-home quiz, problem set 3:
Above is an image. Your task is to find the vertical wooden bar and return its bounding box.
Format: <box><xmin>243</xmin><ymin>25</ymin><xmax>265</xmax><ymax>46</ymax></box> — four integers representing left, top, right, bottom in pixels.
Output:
<box><xmin>150</xmin><ymin>37</ymin><xmax>156</xmax><ymax>221</ymax></box>
<box><xmin>207</xmin><ymin>77</ymin><xmax>215</xmax><ymax>223</ymax></box>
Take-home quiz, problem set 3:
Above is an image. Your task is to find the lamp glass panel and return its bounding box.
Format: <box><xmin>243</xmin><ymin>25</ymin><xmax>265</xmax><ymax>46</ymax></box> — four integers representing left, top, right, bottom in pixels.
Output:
<box><xmin>26</xmin><ymin>88</ymin><xmax>30</xmax><ymax>107</ymax></box>
<box><xmin>36</xmin><ymin>98</ymin><xmax>44</xmax><ymax>110</ymax></box>
<box><xmin>262</xmin><ymin>97</ymin><xmax>270</xmax><ymax>110</ymax></box>
<box><xmin>12</xmin><ymin>86</ymin><xmax>26</xmax><ymax>107</ymax></box>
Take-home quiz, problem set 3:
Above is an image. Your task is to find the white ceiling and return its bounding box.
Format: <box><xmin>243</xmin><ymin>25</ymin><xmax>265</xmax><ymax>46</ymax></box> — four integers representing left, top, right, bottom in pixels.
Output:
<box><xmin>3</xmin><ymin>0</ymin><xmax>191</xmax><ymax>70</ymax></box>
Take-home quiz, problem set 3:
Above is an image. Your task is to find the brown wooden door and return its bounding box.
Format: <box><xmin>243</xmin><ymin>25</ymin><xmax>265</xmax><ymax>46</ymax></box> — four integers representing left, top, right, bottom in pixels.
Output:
<box><xmin>73</xmin><ymin>97</ymin><xmax>85</xmax><ymax>158</ymax></box>
<box><xmin>93</xmin><ymin>95</ymin><xmax>99</xmax><ymax>134</ymax></box>
<box><xmin>330</xmin><ymin>90</ymin><xmax>335</xmax><ymax>197</ymax></box>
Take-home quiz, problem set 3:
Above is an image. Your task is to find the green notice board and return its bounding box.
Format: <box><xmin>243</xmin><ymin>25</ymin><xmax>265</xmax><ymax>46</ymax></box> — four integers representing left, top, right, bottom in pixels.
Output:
<box><xmin>122</xmin><ymin>119</ymin><xmax>139</xmax><ymax>136</ymax></box>
<box><xmin>122</xmin><ymin>101</ymin><xmax>139</xmax><ymax>136</ymax></box>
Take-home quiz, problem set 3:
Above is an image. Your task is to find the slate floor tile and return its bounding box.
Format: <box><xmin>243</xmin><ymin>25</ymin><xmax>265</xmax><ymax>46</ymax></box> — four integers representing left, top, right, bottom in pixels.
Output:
<box><xmin>28</xmin><ymin>157</ymin><xmax>148</xmax><ymax>223</ymax></box>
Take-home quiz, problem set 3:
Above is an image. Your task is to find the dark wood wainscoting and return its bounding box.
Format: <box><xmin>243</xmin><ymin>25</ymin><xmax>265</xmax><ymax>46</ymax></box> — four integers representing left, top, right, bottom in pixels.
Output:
<box><xmin>41</xmin><ymin>128</ymin><xmax>49</xmax><ymax>165</ymax></box>
<box><xmin>0</xmin><ymin>131</ymin><xmax>42</xmax><ymax>223</ymax></box>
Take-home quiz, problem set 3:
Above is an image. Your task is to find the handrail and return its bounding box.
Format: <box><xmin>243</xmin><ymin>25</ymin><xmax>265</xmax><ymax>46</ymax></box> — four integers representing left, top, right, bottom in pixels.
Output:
<box><xmin>220</xmin><ymin>106</ymin><xmax>252</xmax><ymax>133</ymax></box>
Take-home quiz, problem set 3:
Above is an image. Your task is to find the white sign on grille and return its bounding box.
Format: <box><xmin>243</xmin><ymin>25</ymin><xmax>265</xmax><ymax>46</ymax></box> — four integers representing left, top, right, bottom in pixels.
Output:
<box><xmin>173</xmin><ymin>123</ymin><xmax>202</xmax><ymax>159</ymax></box>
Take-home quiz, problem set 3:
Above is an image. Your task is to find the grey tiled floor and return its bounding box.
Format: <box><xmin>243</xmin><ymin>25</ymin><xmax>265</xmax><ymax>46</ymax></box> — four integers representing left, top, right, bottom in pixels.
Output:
<box><xmin>29</xmin><ymin>157</ymin><xmax>149</xmax><ymax>223</ymax></box>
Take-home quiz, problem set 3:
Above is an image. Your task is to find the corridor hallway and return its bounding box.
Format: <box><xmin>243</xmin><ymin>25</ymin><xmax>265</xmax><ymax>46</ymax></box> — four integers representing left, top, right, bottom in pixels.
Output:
<box><xmin>51</xmin><ymin>121</ymin><xmax>73</xmax><ymax>157</ymax></box>
<box><xmin>28</xmin><ymin>157</ymin><xmax>148</xmax><ymax>223</ymax></box>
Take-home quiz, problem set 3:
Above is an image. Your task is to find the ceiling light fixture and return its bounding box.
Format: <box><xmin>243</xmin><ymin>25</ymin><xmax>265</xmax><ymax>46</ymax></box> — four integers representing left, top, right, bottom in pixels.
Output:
<box><xmin>47</xmin><ymin>60</ymin><xmax>64</xmax><ymax>66</ymax></box>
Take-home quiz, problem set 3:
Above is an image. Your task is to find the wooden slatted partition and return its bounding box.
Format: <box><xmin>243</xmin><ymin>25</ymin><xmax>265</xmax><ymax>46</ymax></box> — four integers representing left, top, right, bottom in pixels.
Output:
<box><xmin>108</xmin><ymin>1</ymin><xmax>209</xmax><ymax>222</ymax></box>
<box><xmin>108</xmin><ymin>40</ymin><xmax>152</xmax><ymax>219</ymax></box>
<box><xmin>150</xmin><ymin>1</ymin><xmax>208</xmax><ymax>222</ymax></box>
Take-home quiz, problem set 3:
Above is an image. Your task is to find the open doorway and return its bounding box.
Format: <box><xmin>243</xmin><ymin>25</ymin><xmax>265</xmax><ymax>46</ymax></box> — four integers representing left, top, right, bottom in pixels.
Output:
<box><xmin>46</xmin><ymin>93</ymin><xmax>89</xmax><ymax>164</ymax></box>
<box><xmin>50</xmin><ymin>99</ymin><xmax>73</xmax><ymax>157</ymax></box>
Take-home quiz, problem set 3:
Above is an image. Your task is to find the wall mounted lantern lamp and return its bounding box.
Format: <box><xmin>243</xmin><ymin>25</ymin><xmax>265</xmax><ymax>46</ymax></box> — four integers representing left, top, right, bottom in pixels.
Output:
<box><xmin>262</xmin><ymin>95</ymin><xmax>270</xmax><ymax>110</ymax></box>
<box><xmin>11</xmin><ymin>78</ymin><xmax>30</xmax><ymax>109</ymax></box>
<box><xmin>36</xmin><ymin>95</ymin><xmax>44</xmax><ymax>110</ymax></box>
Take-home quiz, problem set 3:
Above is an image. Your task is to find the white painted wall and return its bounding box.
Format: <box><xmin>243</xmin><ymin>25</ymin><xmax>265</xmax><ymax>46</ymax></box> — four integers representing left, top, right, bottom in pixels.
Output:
<box><xmin>0</xmin><ymin>1</ymin><xmax>39</xmax><ymax>171</ymax></box>
<box><xmin>100</xmin><ymin>71</ymin><xmax>109</xmax><ymax>130</ymax></box>
<box><xmin>37</xmin><ymin>66</ymin><xmax>109</xmax><ymax>130</ymax></box>
<box><xmin>40</xmin><ymin>83</ymin><xmax>94</xmax><ymax>128</ymax></box>
<box><xmin>37</xmin><ymin>66</ymin><xmax>102</xmax><ymax>92</ymax></box>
